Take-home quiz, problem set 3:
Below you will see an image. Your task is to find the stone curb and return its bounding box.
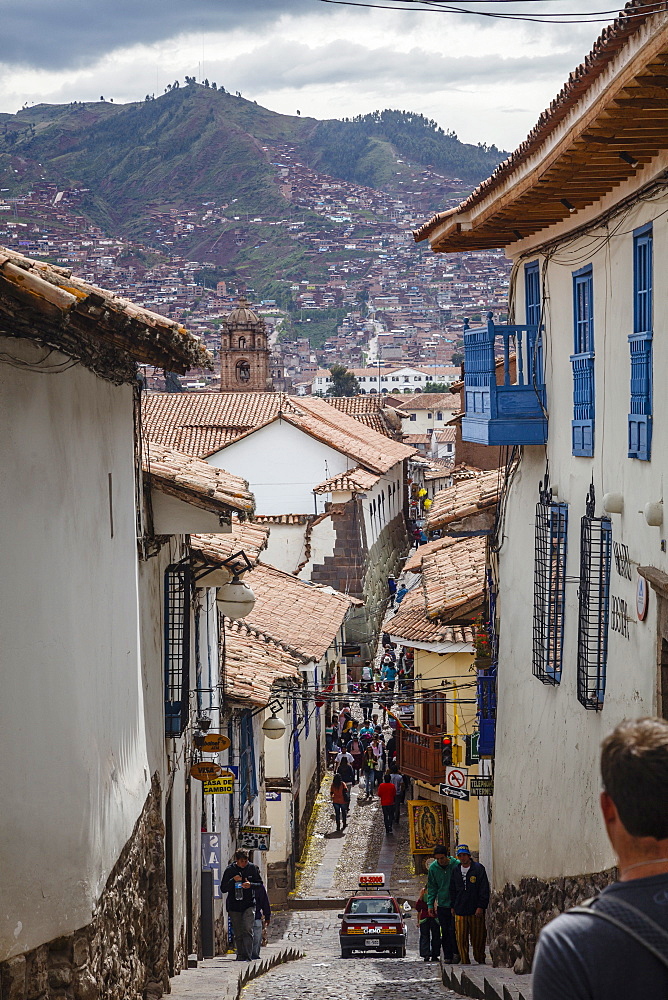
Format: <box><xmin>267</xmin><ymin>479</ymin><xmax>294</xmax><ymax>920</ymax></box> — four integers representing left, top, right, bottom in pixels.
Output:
<box><xmin>234</xmin><ymin>946</ymin><xmax>303</xmax><ymax>997</ymax></box>
<box><xmin>440</xmin><ymin>961</ymin><xmax>532</xmax><ymax>1000</ymax></box>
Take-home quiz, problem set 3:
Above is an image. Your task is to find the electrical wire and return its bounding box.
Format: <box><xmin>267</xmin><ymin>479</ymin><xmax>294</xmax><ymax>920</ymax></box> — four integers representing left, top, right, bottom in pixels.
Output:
<box><xmin>316</xmin><ymin>0</ymin><xmax>668</xmax><ymax>22</ymax></box>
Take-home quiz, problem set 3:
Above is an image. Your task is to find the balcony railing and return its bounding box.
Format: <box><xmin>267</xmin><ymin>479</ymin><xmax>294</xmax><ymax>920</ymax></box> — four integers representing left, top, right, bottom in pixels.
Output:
<box><xmin>462</xmin><ymin>312</ymin><xmax>547</xmax><ymax>446</ymax></box>
<box><xmin>396</xmin><ymin>728</ymin><xmax>446</xmax><ymax>784</ymax></box>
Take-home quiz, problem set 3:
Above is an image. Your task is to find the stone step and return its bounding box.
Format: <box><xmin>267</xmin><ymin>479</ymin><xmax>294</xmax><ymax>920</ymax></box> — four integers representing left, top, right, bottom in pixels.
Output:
<box><xmin>441</xmin><ymin>960</ymin><xmax>532</xmax><ymax>1000</ymax></box>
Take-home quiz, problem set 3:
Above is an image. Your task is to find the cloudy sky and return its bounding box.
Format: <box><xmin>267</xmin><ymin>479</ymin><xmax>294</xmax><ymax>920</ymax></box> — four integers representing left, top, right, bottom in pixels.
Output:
<box><xmin>0</xmin><ymin>0</ymin><xmax>610</xmax><ymax>150</ymax></box>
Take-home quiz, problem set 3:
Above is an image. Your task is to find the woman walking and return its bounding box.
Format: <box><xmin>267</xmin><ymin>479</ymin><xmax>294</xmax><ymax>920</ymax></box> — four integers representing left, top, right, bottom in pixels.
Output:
<box><xmin>330</xmin><ymin>773</ymin><xmax>350</xmax><ymax>832</ymax></box>
<box><xmin>363</xmin><ymin>750</ymin><xmax>378</xmax><ymax>797</ymax></box>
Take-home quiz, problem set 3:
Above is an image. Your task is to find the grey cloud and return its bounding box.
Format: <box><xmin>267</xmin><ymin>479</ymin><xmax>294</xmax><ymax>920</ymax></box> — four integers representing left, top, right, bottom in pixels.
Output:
<box><xmin>0</xmin><ymin>0</ymin><xmax>316</xmax><ymax>71</ymax></box>
<box><xmin>221</xmin><ymin>37</ymin><xmax>581</xmax><ymax>93</ymax></box>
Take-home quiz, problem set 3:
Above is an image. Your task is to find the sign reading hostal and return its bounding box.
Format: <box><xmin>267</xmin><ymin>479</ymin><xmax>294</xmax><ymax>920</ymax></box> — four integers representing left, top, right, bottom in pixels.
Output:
<box><xmin>200</xmin><ymin>733</ymin><xmax>231</xmax><ymax>753</ymax></box>
<box><xmin>238</xmin><ymin>825</ymin><xmax>272</xmax><ymax>851</ymax></box>
<box><xmin>203</xmin><ymin>771</ymin><xmax>235</xmax><ymax>795</ymax></box>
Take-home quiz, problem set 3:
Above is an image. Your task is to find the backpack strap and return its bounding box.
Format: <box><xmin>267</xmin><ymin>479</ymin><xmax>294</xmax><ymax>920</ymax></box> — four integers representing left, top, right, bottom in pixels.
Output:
<box><xmin>568</xmin><ymin>894</ymin><xmax>668</xmax><ymax>972</ymax></box>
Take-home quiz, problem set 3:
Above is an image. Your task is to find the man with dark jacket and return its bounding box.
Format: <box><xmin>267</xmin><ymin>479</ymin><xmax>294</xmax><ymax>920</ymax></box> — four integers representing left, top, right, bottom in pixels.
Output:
<box><xmin>450</xmin><ymin>844</ymin><xmax>490</xmax><ymax>964</ymax></box>
<box><xmin>220</xmin><ymin>849</ymin><xmax>264</xmax><ymax>961</ymax></box>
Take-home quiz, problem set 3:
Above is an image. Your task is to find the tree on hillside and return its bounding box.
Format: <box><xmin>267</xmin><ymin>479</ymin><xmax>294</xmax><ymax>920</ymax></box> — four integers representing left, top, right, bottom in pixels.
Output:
<box><xmin>326</xmin><ymin>364</ymin><xmax>360</xmax><ymax>397</ymax></box>
<box><xmin>450</xmin><ymin>352</ymin><xmax>464</xmax><ymax>367</ymax></box>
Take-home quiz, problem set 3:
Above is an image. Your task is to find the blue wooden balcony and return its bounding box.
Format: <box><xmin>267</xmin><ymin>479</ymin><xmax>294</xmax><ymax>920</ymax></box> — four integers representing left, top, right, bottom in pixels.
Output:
<box><xmin>477</xmin><ymin>669</ymin><xmax>497</xmax><ymax>757</ymax></box>
<box><xmin>461</xmin><ymin>313</ymin><xmax>547</xmax><ymax>446</ymax></box>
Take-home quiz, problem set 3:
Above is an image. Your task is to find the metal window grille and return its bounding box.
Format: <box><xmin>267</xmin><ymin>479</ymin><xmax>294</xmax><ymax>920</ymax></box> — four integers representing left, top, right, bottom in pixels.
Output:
<box><xmin>164</xmin><ymin>564</ymin><xmax>191</xmax><ymax>737</ymax></box>
<box><xmin>628</xmin><ymin>226</ymin><xmax>653</xmax><ymax>460</ymax></box>
<box><xmin>532</xmin><ymin>479</ymin><xmax>568</xmax><ymax>685</ymax></box>
<box><xmin>477</xmin><ymin>669</ymin><xmax>497</xmax><ymax>756</ymax></box>
<box><xmin>577</xmin><ymin>485</ymin><xmax>612</xmax><ymax>710</ymax></box>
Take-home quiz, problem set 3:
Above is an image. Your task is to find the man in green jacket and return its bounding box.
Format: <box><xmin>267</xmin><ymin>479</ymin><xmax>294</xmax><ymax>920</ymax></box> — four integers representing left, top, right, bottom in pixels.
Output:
<box><xmin>426</xmin><ymin>844</ymin><xmax>460</xmax><ymax>962</ymax></box>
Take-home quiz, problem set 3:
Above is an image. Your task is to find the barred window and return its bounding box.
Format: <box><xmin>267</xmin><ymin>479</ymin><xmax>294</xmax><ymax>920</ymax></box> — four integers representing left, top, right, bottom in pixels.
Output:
<box><xmin>577</xmin><ymin>484</ymin><xmax>612</xmax><ymax>710</ymax></box>
<box><xmin>532</xmin><ymin>479</ymin><xmax>568</xmax><ymax>684</ymax></box>
<box><xmin>164</xmin><ymin>564</ymin><xmax>191</xmax><ymax>737</ymax></box>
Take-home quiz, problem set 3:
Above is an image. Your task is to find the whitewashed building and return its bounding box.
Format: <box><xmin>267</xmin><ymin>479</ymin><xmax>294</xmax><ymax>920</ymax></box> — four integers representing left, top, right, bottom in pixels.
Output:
<box><xmin>415</xmin><ymin>3</ymin><xmax>668</xmax><ymax>972</ymax></box>
<box><xmin>311</xmin><ymin>365</ymin><xmax>459</xmax><ymax>395</ymax></box>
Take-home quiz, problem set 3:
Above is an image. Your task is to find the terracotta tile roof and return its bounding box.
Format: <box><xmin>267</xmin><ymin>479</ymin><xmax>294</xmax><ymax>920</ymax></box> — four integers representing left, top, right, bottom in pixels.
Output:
<box><xmin>421</xmin><ymin>536</ymin><xmax>487</xmax><ymax>620</ymax></box>
<box><xmin>222</xmin><ymin>620</ymin><xmax>302</xmax><ymax>706</ymax></box>
<box><xmin>403</xmin><ymin>535</ymin><xmax>461</xmax><ymax>575</ymax></box>
<box><xmin>254</xmin><ymin>513</ymin><xmax>315</xmax><ymax>525</ymax></box>
<box><xmin>142</xmin><ymin>391</ymin><xmax>415</xmax><ymax>473</ymax></box>
<box><xmin>388</xmin><ymin>607</ymin><xmax>475</xmax><ymax>646</ymax></box>
<box><xmin>191</xmin><ymin>518</ymin><xmax>270</xmax><ymax>569</ymax></box>
<box><xmin>435</xmin><ymin>428</ymin><xmax>456</xmax><ymax>443</ymax></box>
<box><xmin>413</xmin><ymin>2</ymin><xmax>668</xmax><ymax>251</ymax></box>
<box><xmin>402</xmin><ymin>434</ymin><xmax>430</xmax><ymax>446</ymax></box>
<box><xmin>313</xmin><ymin>466</ymin><xmax>381</xmax><ymax>495</ymax></box>
<box><xmin>145</xmin><ymin>441</ymin><xmax>255</xmax><ymax>518</ymax></box>
<box><xmin>424</xmin><ymin>463</ymin><xmax>454</xmax><ymax>481</ymax></box>
<box><xmin>0</xmin><ymin>246</ymin><xmax>210</xmax><ymax>383</ymax></box>
<box><xmin>243</xmin><ymin>562</ymin><xmax>361</xmax><ymax>662</ymax></box>
<box><xmin>393</xmin><ymin>393</ymin><xmax>459</xmax><ymax>412</ymax></box>
<box><xmin>426</xmin><ymin>468</ymin><xmax>501</xmax><ymax>532</ymax></box>
<box><xmin>327</xmin><ymin>396</ymin><xmax>404</xmax><ymax>440</ymax></box>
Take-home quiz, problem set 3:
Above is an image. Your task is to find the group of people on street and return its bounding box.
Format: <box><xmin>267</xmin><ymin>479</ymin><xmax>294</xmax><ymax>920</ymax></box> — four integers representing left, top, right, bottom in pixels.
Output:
<box><xmin>416</xmin><ymin>844</ymin><xmax>490</xmax><ymax>964</ymax></box>
<box><xmin>220</xmin><ymin>849</ymin><xmax>271</xmax><ymax>962</ymax></box>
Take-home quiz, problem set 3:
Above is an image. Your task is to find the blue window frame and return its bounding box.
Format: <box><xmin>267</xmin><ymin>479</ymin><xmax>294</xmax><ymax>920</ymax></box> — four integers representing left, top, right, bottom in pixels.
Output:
<box><xmin>525</xmin><ymin>261</ymin><xmax>541</xmax><ymax>326</ymax></box>
<box><xmin>532</xmin><ymin>479</ymin><xmax>568</xmax><ymax>685</ymax></box>
<box><xmin>628</xmin><ymin>224</ymin><xmax>653</xmax><ymax>460</ymax></box>
<box><xmin>571</xmin><ymin>266</ymin><xmax>595</xmax><ymax>456</ymax></box>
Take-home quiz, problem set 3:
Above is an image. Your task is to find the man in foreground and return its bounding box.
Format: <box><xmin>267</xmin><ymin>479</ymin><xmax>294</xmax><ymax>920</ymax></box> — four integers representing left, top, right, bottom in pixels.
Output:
<box><xmin>220</xmin><ymin>849</ymin><xmax>264</xmax><ymax>961</ymax></box>
<box><xmin>450</xmin><ymin>844</ymin><xmax>490</xmax><ymax>964</ymax></box>
<box><xmin>427</xmin><ymin>845</ymin><xmax>460</xmax><ymax>963</ymax></box>
<box><xmin>533</xmin><ymin>717</ymin><xmax>668</xmax><ymax>998</ymax></box>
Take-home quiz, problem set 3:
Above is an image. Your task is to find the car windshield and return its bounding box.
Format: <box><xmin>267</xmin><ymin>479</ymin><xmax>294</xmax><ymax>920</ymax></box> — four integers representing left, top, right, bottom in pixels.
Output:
<box><xmin>347</xmin><ymin>898</ymin><xmax>396</xmax><ymax>915</ymax></box>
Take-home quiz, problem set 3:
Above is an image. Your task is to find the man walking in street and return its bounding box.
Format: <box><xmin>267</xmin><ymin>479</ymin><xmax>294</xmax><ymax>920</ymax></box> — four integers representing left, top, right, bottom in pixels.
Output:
<box><xmin>377</xmin><ymin>771</ymin><xmax>397</xmax><ymax>835</ymax></box>
<box><xmin>427</xmin><ymin>845</ymin><xmax>460</xmax><ymax>963</ymax></box>
<box><xmin>533</xmin><ymin>717</ymin><xmax>668</xmax><ymax>999</ymax></box>
<box><xmin>450</xmin><ymin>844</ymin><xmax>490</xmax><ymax>964</ymax></box>
<box><xmin>220</xmin><ymin>849</ymin><xmax>264</xmax><ymax>961</ymax></box>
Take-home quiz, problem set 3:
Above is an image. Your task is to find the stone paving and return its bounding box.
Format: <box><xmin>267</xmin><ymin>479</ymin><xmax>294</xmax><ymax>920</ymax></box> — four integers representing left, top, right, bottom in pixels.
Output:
<box><xmin>241</xmin><ymin>910</ymin><xmax>457</xmax><ymax>1000</ymax></box>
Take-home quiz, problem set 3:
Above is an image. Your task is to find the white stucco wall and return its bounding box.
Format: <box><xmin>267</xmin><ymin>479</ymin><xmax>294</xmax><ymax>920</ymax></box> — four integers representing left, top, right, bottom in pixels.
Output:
<box><xmin>207</xmin><ymin>419</ymin><xmax>351</xmax><ymax>515</ymax></box>
<box><xmin>262</xmin><ymin>523</ymin><xmax>309</xmax><ymax>574</ymax></box>
<box><xmin>0</xmin><ymin>341</ymin><xmax>149</xmax><ymax>959</ymax></box>
<box><xmin>491</xmin><ymin>192</ymin><xmax>668</xmax><ymax>888</ymax></box>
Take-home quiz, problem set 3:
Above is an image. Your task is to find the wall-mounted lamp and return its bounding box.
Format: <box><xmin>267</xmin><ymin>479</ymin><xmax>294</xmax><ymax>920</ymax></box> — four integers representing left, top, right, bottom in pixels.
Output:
<box><xmin>603</xmin><ymin>492</ymin><xmax>624</xmax><ymax>514</ymax></box>
<box><xmin>644</xmin><ymin>501</ymin><xmax>663</xmax><ymax>527</ymax></box>
<box><xmin>560</xmin><ymin>199</ymin><xmax>576</xmax><ymax>213</ymax></box>
<box><xmin>619</xmin><ymin>152</ymin><xmax>639</xmax><ymax>168</ymax></box>
<box><xmin>217</xmin><ymin>574</ymin><xmax>256</xmax><ymax>619</ymax></box>
<box><xmin>262</xmin><ymin>710</ymin><xmax>287</xmax><ymax>740</ymax></box>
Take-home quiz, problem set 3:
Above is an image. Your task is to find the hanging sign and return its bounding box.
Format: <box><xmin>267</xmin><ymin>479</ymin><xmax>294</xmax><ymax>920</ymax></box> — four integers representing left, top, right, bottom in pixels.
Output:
<box><xmin>203</xmin><ymin>771</ymin><xmax>235</xmax><ymax>795</ymax></box>
<box><xmin>440</xmin><ymin>784</ymin><xmax>470</xmax><ymax>801</ymax></box>
<box><xmin>637</xmin><ymin>574</ymin><xmax>649</xmax><ymax>622</ymax></box>
<box><xmin>200</xmin><ymin>733</ymin><xmax>231</xmax><ymax>753</ymax></box>
<box><xmin>469</xmin><ymin>777</ymin><xmax>494</xmax><ymax>797</ymax></box>
<box><xmin>190</xmin><ymin>761</ymin><xmax>224</xmax><ymax>782</ymax></box>
<box><xmin>238</xmin><ymin>825</ymin><xmax>272</xmax><ymax>851</ymax></box>
<box><xmin>201</xmin><ymin>832</ymin><xmax>223</xmax><ymax>897</ymax></box>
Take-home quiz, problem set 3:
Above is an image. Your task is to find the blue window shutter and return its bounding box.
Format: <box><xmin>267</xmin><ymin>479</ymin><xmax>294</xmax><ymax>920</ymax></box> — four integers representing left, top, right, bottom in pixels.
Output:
<box><xmin>571</xmin><ymin>267</ymin><xmax>594</xmax><ymax>457</ymax></box>
<box><xmin>525</xmin><ymin>262</ymin><xmax>540</xmax><ymax>326</ymax></box>
<box><xmin>628</xmin><ymin>227</ymin><xmax>653</xmax><ymax>460</ymax></box>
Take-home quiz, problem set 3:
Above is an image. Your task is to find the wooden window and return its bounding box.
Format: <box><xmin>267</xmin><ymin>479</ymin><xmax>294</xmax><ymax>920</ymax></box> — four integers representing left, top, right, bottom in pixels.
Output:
<box><xmin>628</xmin><ymin>224</ymin><xmax>653</xmax><ymax>460</ymax></box>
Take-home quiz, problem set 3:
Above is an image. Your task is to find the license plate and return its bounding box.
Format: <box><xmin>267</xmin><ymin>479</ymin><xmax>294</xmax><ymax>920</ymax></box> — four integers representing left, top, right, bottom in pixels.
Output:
<box><xmin>365</xmin><ymin>939</ymin><xmax>380</xmax><ymax>946</ymax></box>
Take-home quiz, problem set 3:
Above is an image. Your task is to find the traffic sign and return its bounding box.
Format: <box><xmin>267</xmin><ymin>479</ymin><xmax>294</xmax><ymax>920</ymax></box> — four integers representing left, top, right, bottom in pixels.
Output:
<box><xmin>439</xmin><ymin>784</ymin><xmax>470</xmax><ymax>801</ymax></box>
<box><xmin>444</xmin><ymin>765</ymin><xmax>468</xmax><ymax>789</ymax></box>
<box><xmin>469</xmin><ymin>777</ymin><xmax>494</xmax><ymax>797</ymax></box>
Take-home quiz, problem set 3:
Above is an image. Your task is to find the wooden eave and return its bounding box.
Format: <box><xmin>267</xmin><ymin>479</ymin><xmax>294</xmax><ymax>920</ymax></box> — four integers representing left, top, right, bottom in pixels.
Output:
<box><xmin>418</xmin><ymin>16</ymin><xmax>668</xmax><ymax>253</ymax></box>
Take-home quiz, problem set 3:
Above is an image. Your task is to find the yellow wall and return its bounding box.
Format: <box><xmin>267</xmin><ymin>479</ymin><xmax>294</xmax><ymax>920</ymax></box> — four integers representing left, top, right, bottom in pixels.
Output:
<box><xmin>412</xmin><ymin>647</ymin><xmax>480</xmax><ymax>854</ymax></box>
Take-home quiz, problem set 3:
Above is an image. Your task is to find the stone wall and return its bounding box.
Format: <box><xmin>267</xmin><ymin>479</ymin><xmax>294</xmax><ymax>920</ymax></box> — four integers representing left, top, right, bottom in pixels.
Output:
<box><xmin>488</xmin><ymin>867</ymin><xmax>617</xmax><ymax>972</ymax></box>
<box><xmin>1</xmin><ymin>774</ymin><xmax>170</xmax><ymax>1000</ymax></box>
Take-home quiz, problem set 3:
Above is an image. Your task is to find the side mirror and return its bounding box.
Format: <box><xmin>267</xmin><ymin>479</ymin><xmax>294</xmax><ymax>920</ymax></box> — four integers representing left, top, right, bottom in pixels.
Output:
<box><xmin>337</xmin><ymin>913</ymin><xmax>345</xmax><ymax>919</ymax></box>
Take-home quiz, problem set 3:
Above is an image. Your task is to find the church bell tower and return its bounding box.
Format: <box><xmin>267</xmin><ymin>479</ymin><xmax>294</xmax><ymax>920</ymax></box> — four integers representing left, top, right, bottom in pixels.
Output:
<box><xmin>219</xmin><ymin>298</ymin><xmax>272</xmax><ymax>393</ymax></box>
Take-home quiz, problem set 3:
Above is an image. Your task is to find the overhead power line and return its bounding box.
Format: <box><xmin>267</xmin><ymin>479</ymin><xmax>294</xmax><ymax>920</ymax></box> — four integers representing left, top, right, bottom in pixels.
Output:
<box><xmin>316</xmin><ymin>0</ymin><xmax>667</xmax><ymax>24</ymax></box>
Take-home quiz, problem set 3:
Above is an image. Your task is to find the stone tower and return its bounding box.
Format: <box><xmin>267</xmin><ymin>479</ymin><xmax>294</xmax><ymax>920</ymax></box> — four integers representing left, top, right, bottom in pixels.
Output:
<box><xmin>219</xmin><ymin>298</ymin><xmax>272</xmax><ymax>393</ymax></box>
